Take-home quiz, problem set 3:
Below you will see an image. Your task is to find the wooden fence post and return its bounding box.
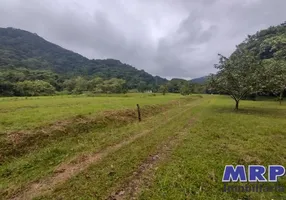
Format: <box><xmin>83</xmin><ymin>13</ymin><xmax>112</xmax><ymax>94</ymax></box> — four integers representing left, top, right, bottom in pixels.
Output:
<box><xmin>136</xmin><ymin>104</ymin><xmax>141</xmax><ymax>122</ymax></box>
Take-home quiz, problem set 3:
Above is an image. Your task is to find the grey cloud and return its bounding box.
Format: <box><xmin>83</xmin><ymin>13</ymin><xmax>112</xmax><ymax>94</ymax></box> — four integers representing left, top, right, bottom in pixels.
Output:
<box><xmin>176</xmin><ymin>12</ymin><xmax>218</xmax><ymax>45</ymax></box>
<box><xmin>0</xmin><ymin>0</ymin><xmax>286</xmax><ymax>79</ymax></box>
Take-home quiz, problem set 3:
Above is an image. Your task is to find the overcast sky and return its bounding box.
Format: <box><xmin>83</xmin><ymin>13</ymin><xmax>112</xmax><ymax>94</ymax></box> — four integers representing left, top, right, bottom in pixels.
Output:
<box><xmin>0</xmin><ymin>0</ymin><xmax>285</xmax><ymax>79</ymax></box>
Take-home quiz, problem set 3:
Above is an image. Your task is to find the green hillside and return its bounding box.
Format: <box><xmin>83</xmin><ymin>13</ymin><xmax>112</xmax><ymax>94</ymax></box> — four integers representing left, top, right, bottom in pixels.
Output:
<box><xmin>191</xmin><ymin>76</ymin><xmax>208</xmax><ymax>84</ymax></box>
<box><xmin>235</xmin><ymin>22</ymin><xmax>286</xmax><ymax>60</ymax></box>
<box><xmin>0</xmin><ymin>27</ymin><xmax>167</xmax><ymax>96</ymax></box>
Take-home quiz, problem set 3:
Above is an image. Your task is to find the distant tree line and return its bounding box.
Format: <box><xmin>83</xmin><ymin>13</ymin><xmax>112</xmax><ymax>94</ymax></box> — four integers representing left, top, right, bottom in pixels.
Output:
<box><xmin>158</xmin><ymin>78</ymin><xmax>207</xmax><ymax>96</ymax></box>
<box><xmin>0</xmin><ymin>66</ymin><xmax>167</xmax><ymax>96</ymax></box>
<box><xmin>0</xmin><ymin>68</ymin><xmax>207</xmax><ymax>96</ymax></box>
<box><xmin>0</xmin><ymin>68</ymin><xmax>130</xmax><ymax>96</ymax></box>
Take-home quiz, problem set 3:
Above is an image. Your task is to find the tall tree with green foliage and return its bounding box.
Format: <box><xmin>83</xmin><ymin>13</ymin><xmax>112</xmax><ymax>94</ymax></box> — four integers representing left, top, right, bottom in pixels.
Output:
<box><xmin>167</xmin><ymin>79</ymin><xmax>187</xmax><ymax>93</ymax></box>
<box><xmin>159</xmin><ymin>84</ymin><xmax>168</xmax><ymax>95</ymax></box>
<box><xmin>87</xmin><ymin>77</ymin><xmax>103</xmax><ymax>92</ymax></box>
<box><xmin>100</xmin><ymin>78</ymin><xmax>126</xmax><ymax>93</ymax></box>
<box><xmin>0</xmin><ymin>82</ymin><xmax>15</xmax><ymax>96</ymax></box>
<box><xmin>180</xmin><ymin>82</ymin><xmax>192</xmax><ymax>95</ymax></box>
<box><xmin>73</xmin><ymin>77</ymin><xmax>88</xmax><ymax>94</ymax></box>
<box><xmin>192</xmin><ymin>83</ymin><xmax>206</xmax><ymax>94</ymax></box>
<box><xmin>63</xmin><ymin>79</ymin><xmax>76</xmax><ymax>93</ymax></box>
<box><xmin>210</xmin><ymin>49</ymin><xmax>260</xmax><ymax>110</ymax></box>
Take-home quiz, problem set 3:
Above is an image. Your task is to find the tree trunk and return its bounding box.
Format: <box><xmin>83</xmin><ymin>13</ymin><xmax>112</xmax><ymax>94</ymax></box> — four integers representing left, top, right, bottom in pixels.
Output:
<box><xmin>254</xmin><ymin>92</ymin><xmax>257</xmax><ymax>101</ymax></box>
<box><xmin>235</xmin><ymin>100</ymin><xmax>239</xmax><ymax>110</ymax></box>
<box><xmin>279</xmin><ymin>92</ymin><xmax>283</xmax><ymax>105</ymax></box>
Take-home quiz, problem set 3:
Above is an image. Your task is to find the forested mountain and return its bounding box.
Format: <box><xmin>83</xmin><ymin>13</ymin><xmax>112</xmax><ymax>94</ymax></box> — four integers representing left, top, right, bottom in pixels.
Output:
<box><xmin>0</xmin><ymin>27</ymin><xmax>167</xmax><ymax>96</ymax></box>
<box><xmin>191</xmin><ymin>76</ymin><xmax>208</xmax><ymax>84</ymax></box>
<box><xmin>235</xmin><ymin>22</ymin><xmax>286</xmax><ymax>61</ymax></box>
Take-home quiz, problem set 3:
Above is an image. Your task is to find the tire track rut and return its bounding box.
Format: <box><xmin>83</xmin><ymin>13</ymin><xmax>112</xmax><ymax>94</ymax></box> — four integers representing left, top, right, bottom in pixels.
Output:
<box><xmin>106</xmin><ymin>118</ymin><xmax>197</xmax><ymax>200</ymax></box>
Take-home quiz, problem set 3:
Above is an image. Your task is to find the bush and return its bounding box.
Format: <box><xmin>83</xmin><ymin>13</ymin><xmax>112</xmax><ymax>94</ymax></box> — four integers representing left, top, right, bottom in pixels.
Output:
<box><xmin>15</xmin><ymin>80</ymin><xmax>56</xmax><ymax>96</ymax></box>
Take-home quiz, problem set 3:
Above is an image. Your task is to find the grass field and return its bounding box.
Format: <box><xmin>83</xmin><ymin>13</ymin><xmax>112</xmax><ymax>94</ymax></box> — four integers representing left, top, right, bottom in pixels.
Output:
<box><xmin>0</xmin><ymin>93</ymin><xmax>182</xmax><ymax>132</ymax></box>
<box><xmin>1</xmin><ymin>94</ymin><xmax>286</xmax><ymax>199</ymax></box>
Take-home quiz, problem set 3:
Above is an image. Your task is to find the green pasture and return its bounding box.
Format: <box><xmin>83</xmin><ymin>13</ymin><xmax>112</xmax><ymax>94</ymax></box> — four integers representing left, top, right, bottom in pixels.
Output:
<box><xmin>0</xmin><ymin>93</ymin><xmax>181</xmax><ymax>132</ymax></box>
<box><xmin>1</xmin><ymin>94</ymin><xmax>286</xmax><ymax>200</ymax></box>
